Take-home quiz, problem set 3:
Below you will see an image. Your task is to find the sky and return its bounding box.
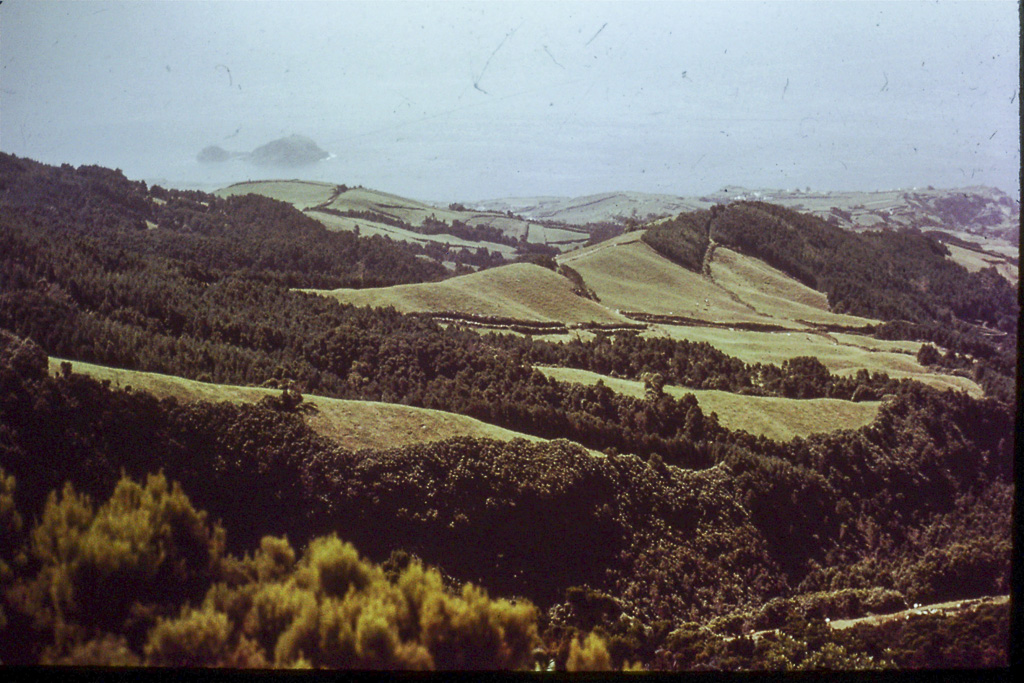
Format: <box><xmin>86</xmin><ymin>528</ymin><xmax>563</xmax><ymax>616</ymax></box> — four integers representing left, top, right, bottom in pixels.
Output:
<box><xmin>1</xmin><ymin>0</ymin><xmax>1019</xmax><ymax>201</ymax></box>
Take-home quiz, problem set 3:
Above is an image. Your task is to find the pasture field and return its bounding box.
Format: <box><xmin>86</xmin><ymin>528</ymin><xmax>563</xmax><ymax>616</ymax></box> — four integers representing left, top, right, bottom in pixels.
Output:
<box><xmin>708</xmin><ymin>247</ymin><xmax>878</xmax><ymax>327</ymax></box>
<box><xmin>527</xmin><ymin>224</ymin><xmax>590</xmax><ymax>246</ymax></box>
<box><xmin>220</xmin><ymin>182</ymin><xmax>584</xmax><ymax>250</ymax></box>
<box><xmin>832</xmin><ymin>367</ymin><xmax>982</xmax><ymax>396</ymax></box>
<box><xmin>945</xmin><ymin>243</ymin><xmax>1018</xmax><ymax>283</ymax></box>
<box><xmin>827</xmin><ymin>332</ymin><xmax>922</xmax><ymax>354</ymax></box>
<box><xmin>643</xmin><ymin>324</ymin><xmax>981</xmax><ymax>395</ymax></box>
<box><xmin>311</xmin><ymin>262</ymin><xmax>627</xmax><ymax>325</ymax></box>
<box><xmin>215</xmin><ymin>180</ymin><xmax>338</xmax><ymax>209</ymax></box>
<box><xmin>558</xmin><ymin>232</ymin><xmax>790</xmax><ymax>328</ymax></box>
<box><xmin>328</xmin><ymin>189</ymin><xmax>552</xmax><ymax>243</ymax></box>
<box><xmin>48</xmin><ymin>358</ymin><xmax>546</xmax><ymax>451</ymax></box>
<box><xmin>475</xmin><ymin>191</ymin><xmax>712</xmax><ymax>225</ymax></box>
<box><xmin>537</xmin><ymin>366</ymin><xmax>882</xmax><ymax>442</ymax></box>
<box><xmin>942</xmin><ymin>231</ymin><xmax>1017</xmax><ymax>252</ymax></box>
<box><xmin>308</xmin><ymin>210</ymin><xmax>518</xmax><ymax>257</ymax></box>
<box><xmin>326</xmin><ymin>187</ymin><xmax>444</xmax><ymax>226</ymax></box>
<box><xmin>645</xmin><ymin>324</ymin><xmax>910</xmax><ymax>369</ymax></box>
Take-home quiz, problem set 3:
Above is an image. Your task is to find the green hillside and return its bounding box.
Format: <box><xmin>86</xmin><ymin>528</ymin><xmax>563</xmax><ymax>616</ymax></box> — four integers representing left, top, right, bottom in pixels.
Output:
<box><xmin>537</xmin><ymin>365</ymin><xmax>881</xmax><ymax>442</ymax></box>
<box><xmin>47</xmin><ymin>357</ymin><xmax>548</xmax><ymax>452</ymax></box>
<box><xmin>217</xmin><ymin>179</ymin><xmax>592</xmax><ymax>258</ymax></box>
<box><xmin>640</xmin><ymin>201</ymin><xmax>1016</xmax><ymax>400</ymax></box>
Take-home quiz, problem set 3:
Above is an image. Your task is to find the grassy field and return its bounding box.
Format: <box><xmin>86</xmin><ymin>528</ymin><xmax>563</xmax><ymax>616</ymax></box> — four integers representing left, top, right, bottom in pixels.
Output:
<box><xmin>326</xmin><ymin>189</ymin><xmax>589</xmax><ymax>249</ymax></box>
<box><xmin>473</xmin><ymin>191</ymin><xmax>712</xmax><ymax>225</ymax></box>
<box><xmin>324</xmin><ymin>187</ymin><xmax>445</xmax><ymax>226</ymax></box>
<box><xmin>49</xmin><ymin>358</ymin><xmax>546</xmax><ymax>451</ymax></box>
<box><xmin>708</xmin><ymin>247</ymin><xmax>878</xmax><ymax>327</ymax></box>
<box><xmin>833</xmin><ymin>367</ymin><xmax>982</xmax><ymax>396</ymax></box>
<box><xmin>537</xmin><ymin>366</ymin><xmax>882</xmax><ymax>442</ymax></box>
<box><xmin>309</xmin><ymin>262</ymin><xmax>627</xmax><ymax>325</ymax></box>
<box><xmin>558</xmin><ymin>232</ymin><xmax>792</xmax><ymax>328</ymax></box>
<box><xmin>526</xmin><ymin>224</ymin><xmax>590</xmax><ymax>246</ymax></box>
<box><xmin>214</xmin><ymin>180</ymin><xmax>338</xmax><ymax>210</ymax></box>
<box><xmin>308</xmin><ymin>210</ymin><xmax>519</xmax><ymax>257</ymax></box>
<box><xmin>642</xmin><ymin>325</ymin><xmax>982</xmax><ymax>396</ymax></box>
<box><xmin>217</xmin><ymin>181</ymin><xmax>589</xmax><ymax>251</ymax></box>
<box><xmin>945</xmin><ymin>243</ymin><xmax>1018</xmax><ymax>283</ymax></box>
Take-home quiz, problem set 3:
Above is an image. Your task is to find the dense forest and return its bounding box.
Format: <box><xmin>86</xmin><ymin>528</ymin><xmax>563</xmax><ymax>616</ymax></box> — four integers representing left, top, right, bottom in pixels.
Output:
<box><xmin>0</xmin><ymin>331</ymin><xmax>1011</xmax><ymax>668</ymax></box>
<box><xmin>0</xmin><ymin>153</ymin><xmax>1014</xmax><ymax>670</ymax></box>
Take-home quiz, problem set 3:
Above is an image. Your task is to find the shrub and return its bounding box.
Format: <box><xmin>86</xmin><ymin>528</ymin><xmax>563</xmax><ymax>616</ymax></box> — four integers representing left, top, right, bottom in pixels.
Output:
<box><xmin>17</xmin><ymin>473</ymin><xmax>225</xmax><ymax>642</ymax></box>
<box><xmin>566</xmin><ymin>632</ymin><xmax>612</xmax><ymax>671</ymax></box>
<box><xmin>145</xmin><ymin>606</ymin><xmax>232</xmax><ymax>667</ymax></box>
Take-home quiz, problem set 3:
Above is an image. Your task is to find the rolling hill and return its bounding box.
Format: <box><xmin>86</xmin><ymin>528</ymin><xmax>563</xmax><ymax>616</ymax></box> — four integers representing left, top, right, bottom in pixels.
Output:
<box><xmin>216</xmin><ymin>180</ymin><xmax>592</xmax><ymax>255</ymax></box>
<box><xmin>310</xmin><ymin>261</ymin><xmax>627</xmax><ymax>328</ymax></box>
<box><xmin>472</xmin><ymin>191</ymin><xmax>711</xmax><ymax>225</ymax></box>
<box><xmin>48</xmin><ymin>357</ymin><xmax>547</xmax><ymax>452</ymax></box>
<box><xmin>305</xmin><ymin>219</ymin><xmax>986</xmax><ymax>397</ymax></box>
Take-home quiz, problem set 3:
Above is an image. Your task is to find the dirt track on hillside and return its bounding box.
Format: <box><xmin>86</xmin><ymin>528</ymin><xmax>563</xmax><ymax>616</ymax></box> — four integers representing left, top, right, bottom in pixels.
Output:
<box><xmin>827</xmin><ymin>594</ymin><xmax>1009</xmax><ymax>631</ymax></box>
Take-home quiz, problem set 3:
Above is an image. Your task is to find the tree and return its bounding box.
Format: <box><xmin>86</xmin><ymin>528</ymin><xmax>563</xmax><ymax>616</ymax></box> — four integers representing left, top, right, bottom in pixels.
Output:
<box><xmin>917</xmin><ymin>344</ymin><xmax>941</xmax><ymax>366</ymax></box>
<box><xmin>642</xmin><ymin>372</ymin><xmax>665</xmax><ymax>400</ymax></box>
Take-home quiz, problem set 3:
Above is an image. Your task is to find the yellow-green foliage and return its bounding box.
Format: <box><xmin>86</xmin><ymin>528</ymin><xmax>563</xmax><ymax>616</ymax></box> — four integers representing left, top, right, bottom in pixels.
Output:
<box><xmin>0</xmin><ymin>466</ymin><xmax>24</xmax><ymax>634</ymax></box>
<box><xmin>145</xmin><ymin>606</ymin><xmax>232</xmax><ymax>667</ymax></box>
<box><xmin>17</xmin><ymin>473</ymin><xmax>225</xmax><ymax>644</ymax></box>
<box><xmin>42</xmin><ymin>634</ymin><xmax>142</xmax><ymax>666</ymax></box>
<box><xmin>5</xmin><ymin>472</ymin><xmax>621</xmax><ymax>670</ymax></box>
<box><xmin>796</xmin><ymin>642</ymin><xmax>877</xmax><ymax>671</ymax></box>
<box><xmin>566</xmin><ymin>632</ymin><xmax>612</xmax><ymax>671</ymax></box>
<box><xmin>0</xmin><ymin>466</ymin><xmax>23</xmax><ymax>578</ymax></box>
<box><xmin>144</xmin><ymin>533</ymin><xmax>542</xmax><ymax>669</ymax></box>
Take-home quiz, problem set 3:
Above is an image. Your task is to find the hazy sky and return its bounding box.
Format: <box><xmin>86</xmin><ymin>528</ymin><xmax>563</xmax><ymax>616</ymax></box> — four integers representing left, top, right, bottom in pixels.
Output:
<box><xmin>2</xmin><ymin>1</ymin><xmax>1019</xmax><ymax>201</ymax></box>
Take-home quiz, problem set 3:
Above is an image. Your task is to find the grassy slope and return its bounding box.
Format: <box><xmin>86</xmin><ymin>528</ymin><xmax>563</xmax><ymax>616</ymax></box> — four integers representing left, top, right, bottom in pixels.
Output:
<box><xmin>304</xmin><ymin>224</ymin><xmax>980</xmax><ymax>399</ymax></box>
<box><xmin>475</xmin><ymin>192</ymin><xmax>713</xmax><ymax>225</ymax></box>
<box><xmin>218</xmin><ymin>181</ymin><xmax>588</xmax><ymax>251</ymax></box>
<box><xmin>642</xmin><ymin>326</ymin><xmax>982</xmax><ymax>396</ymax></box>
<box><xmin>537</xmin><ymin>366</ymin><xmax>882</xmax><ymax>442</ymax></box>
<box><xmin>311</xmin><ymin>262</ymin><xmax>626</xmax><ymax>325</ymax></box>
<box><xmin>49</xmin><ymin>358</ymin><xmax>546</xmax><ymax>452</ymax></box>
<box><xmin>944</xmin><ymin>243</ymin><xmax>1018</xmax><ymax>283</ymax></box>
<box><xmin>327</xmin><ymin>188</ymin><xmax>587</xmax><ymax>248</ymax></box>
<box><xmin>708</xmin><ymin>247</ymin><xmax>877</xmax><ymax>327</ymax></box>
<box><xmin>326</xmin><ymin>187</ymin><xmax>467</xmax><ymax>228</ymax></box>
<box><xmin>215</xmin><ymin>180</ymin><xmax>338</xmax><ymax>210</ymax></box>
<box><xmin>558</xmin><ymin>232</ymin><xmax>792</xmax><ymax>327</ymax></box>
<box><xmin>309</xmin><ymin>210</ymin><xmax>518</xmax><ymax>257</ymax></box>
<box><xmin>214</xmin><ymin>184</ymin><xmax>989</xmax><ymax>407</ymax></box>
